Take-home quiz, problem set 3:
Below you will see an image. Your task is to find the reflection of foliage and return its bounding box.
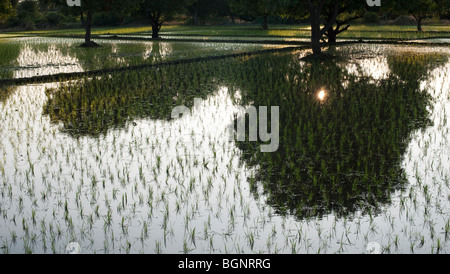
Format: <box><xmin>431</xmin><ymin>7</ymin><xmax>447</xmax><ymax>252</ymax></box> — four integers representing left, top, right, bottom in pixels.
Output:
<box><xmin>58</xmin><ymin>41</ymin><xmax>149</xmax><ymax>71</ymax></box>
<box><xmin>1</xmin><ymin>38</ymin><xmax>269</xmax><ymax>81</ymax></box>
<box><xmin>0</xmin><ymin>86</ymin><xmax>14</xmax><ymax>103</ymax></box>
<box><xmin>0</xmin><ymin>39</ymin><xmax>164</xmax><ymax>79</ymax></box>
<box><xmin>228</xmin><ymin>51</ymin><xmax>435</xmax><ymax>219</ymax></box>
<box><xmin>0</xmin><ymin>41</ymin><xmax>21</xmax><ymax>79</ymax></box>
<box><xmin>43</xmin><ymin>60</ymin><xmax>219</xmax><ymax>137</ymax></box>
<box><xmin>387</xmin><ymin>52</ymin><xmax>448</xmax><ymax>84</ymax></box>
<box><xmin>0</xmin><ymin>41</ymin><xmax>20</xmax><ymax>102</ymax></box>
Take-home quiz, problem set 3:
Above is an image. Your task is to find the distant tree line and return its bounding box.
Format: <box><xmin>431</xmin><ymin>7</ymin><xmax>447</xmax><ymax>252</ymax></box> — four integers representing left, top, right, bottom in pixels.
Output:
<box><xmin>1</xmin><ymin>0</ymin><xmax>449</xmax><ymax>52</ymax></box>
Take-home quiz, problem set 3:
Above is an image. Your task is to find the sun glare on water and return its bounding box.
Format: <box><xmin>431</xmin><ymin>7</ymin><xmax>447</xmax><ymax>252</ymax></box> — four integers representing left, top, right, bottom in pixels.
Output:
<box><xmin>318</xmin><ymin>90</ymin><xmax>326</xmax><ymax>101</ymax></box>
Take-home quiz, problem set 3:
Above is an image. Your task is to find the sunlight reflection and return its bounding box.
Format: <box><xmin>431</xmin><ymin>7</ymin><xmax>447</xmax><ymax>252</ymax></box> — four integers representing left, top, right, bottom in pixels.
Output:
<box><xmin>14</xmin><ymin>44</ymin><xmax>82</xmax><ymax>78</ymax></box>
<box><xmin>317</xmin><ymin>89</ymin><xmax>326</xmax><ymax>101</ymax></box>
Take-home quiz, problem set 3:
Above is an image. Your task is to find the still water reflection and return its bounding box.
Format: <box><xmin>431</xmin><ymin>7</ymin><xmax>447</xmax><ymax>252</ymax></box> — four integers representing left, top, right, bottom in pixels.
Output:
<box><xmin>0</xmin><ymin>37</ymin><xmax>288</xmax><ymax>80</ymax></box>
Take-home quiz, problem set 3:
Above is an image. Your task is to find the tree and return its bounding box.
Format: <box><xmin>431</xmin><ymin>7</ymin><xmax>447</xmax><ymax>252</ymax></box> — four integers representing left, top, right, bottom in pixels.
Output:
<box><xmin>214</xmin><ymin>0</ymin><xmax>235</xmax><ymax>23</ymax></box>
<box><xmin>302</xmin><ymin>0</ymin><xmax>341</xmax><ymax>56</ymax></box>
<box><xmin>47</xmin><ymin>0</ymin><xmax>139</xmax><ymax>46</ymax></box>
<box><xmin>185</xmin><ymin>0</ymin><xmax>214</xmax><ymax>25</ymax></box>
<box><xmin>283</xmin><ymin>0</ymin><xmax>332</xmax><ymax>55</ymax></box>
<box><xmin>227</xmin><ymin>0</ymin><xmax>281</xmax><ymax>30</ymax></box>
<box><xmin>436</xmin><ymin>0</ymin><xmax>450</xmax><ymax>19</ymax></box>
<box><xmin>14</xmin><ymin>0</ymin><xmax>41</xmax><ymax>29</ymax></box>
<box><xmin>46</xmin><ymin>0</ymin><xmax>110</xmax><ymax>46</ymax></box>
<box><xmin>142</xmin><ymin>0</ymin><xmax>184</xmax><ymax>39</ymax></box>
<box><xmin>76</xmin><ymin>0</ymin><xmax>109</xmax><ymax>46</ymax></box>
<box><xmin>0</xmin><ymin>0</ymin><xmax>14</xmax><ymax>24</ymax></box>
<box><xmin>284</xmin><ymin>0</ymin><xmax>368</xmax><ymax>55</ymax></box>
<box><xmin>185</xmin><ymin>0</ymin><xmax>231</xmax><ymax>25</ymax></box>
<box><xmin>323</xmin><ymin>0</ymin><xmax>368</xmax><ymax>45</ymax></box>
<box><xmin>396</xmin><ymin>0</ymin><xmax>438</xmax><ymax>31</ymax></box>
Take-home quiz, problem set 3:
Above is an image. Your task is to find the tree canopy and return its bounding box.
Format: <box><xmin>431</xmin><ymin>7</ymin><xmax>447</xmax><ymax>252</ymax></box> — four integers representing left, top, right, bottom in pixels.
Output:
<box><xmin>0</xmin><ymin>0</ymin><xmax>14</xmax><ymax>23</ymax></box>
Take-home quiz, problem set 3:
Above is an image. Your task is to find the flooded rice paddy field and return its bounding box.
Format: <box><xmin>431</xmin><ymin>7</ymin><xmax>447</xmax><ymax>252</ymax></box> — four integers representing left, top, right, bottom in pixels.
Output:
<box><xmin>0</xmin><ymin>41</ymin><xmax>449</xmax><ymax>254</ymax></box>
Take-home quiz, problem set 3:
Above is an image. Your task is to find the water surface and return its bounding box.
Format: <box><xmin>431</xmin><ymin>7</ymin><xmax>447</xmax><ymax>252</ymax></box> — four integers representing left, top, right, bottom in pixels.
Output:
<box><xmin>0</xmin><ymin>43</ymin><xmax>449</xmax><ymax>254</ymax></box>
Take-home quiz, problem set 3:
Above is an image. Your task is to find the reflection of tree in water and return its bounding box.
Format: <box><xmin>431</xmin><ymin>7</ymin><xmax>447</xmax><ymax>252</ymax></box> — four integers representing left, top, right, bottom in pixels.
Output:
<box><xmin>43</xmin><ymin>59</ymin><xmax>220</xmax><ymax>137</ymax></box>
<box><xmin>61</xmin><ymin>42</ymin><xmax>149</xmax><ymax>71</ymax></box>
<box><xmin>64</xmin><ymin>40</ymin><xmax>207</xmax><ymax>70</ymax></box>
<box><xmin>0</xmin><ymin>42</ymin><xmax>21</xmax><ymax>72</ymax></box>
<box><xmin>0</xmin><ymin>42</ymin><xmax>21</xmax><ymax>102</ymax></box>
<box><xmin>143</xmin><ymin>41</ymin><xmax>173</xmax><ymax>63</ymax></box>
<box><xmin>0</xmin><ymin>85</ymin><xmax>15</xmax><ymax>103</ymax></box>
<box><xmin>3</xmin><ymin>39</ymin><xmax>175</xmax><ymax>75</ymax></box>
<box><xmin>43</xmin><ymin>40</ymin><xmax>240</xmax><ymax>137</ymax></box>
<box><xmin>226</xmin><ymin>51</ymin><xmax>440</xmax><ymax>220</ymax></box>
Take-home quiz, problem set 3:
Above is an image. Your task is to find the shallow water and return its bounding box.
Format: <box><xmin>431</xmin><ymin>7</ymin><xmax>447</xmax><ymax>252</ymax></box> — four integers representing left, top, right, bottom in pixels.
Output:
<box><xmin>407</xmin><ymin>38</ymin><xmax>450</xmax><ymax>44</ymax></box>
<box><xmin>0</xmin><ymin>43</ymin><xmax>449</xmax><ymax>254</ymax></box>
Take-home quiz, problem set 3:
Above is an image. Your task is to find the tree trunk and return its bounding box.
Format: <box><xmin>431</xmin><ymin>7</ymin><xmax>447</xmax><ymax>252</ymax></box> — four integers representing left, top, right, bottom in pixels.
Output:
<box><xmin>310</xmin><ymin>9</ymin><xmax>322</xmax><ymax>55</ymax></box>
<box><xmin>326</xmin><ymin>28</ymin><xmax>337</xmax><ymax>45</ymax></box>
<box><xmin>150</xmin><ymin>12</ymin><xmax>161</xmax><ymax>39</ymax></box>
<box><xmin>84</xmin><ymin>11</ymin><xmax>92</xmax><ymax>44</ymax></box>
<box><xmin>79</xmin><ymin>10</ymin><xmax>99</xmax><ymax>47</ymax></box>
<box><xmin>412</xmin><ymin>14</ymin><xmax>423</xmax><ymax>32</ymax></box>
<box><xmin>306</xmin><ymin>0</ymin><xmax>341</xmax><ymax>56</ymax></box>
<box><xmin>262</xmin><ymin>14</ymin><xmax>268</xmax><ymax>30</ymax></box>
<box><xmin>417</xmin><ymin>18</ymin><xmax>423</xmax><ymax>32</ymax></box>
<box><xmin>80</xmin><ymin>10</ymin><xmax>85</xmax><ymax>28</ymax></box>
<box><xmin>151</xmin><ymin>41</ymin><xmax>161</xmax><ymax>62</ymax></box>
<box><xmin>193</xmin><ymin>8</ymin><xmax>199</xmax><ymax>26</ymax></box>
<box><xmin>152</xmin><ymin>23</ymin><xmax>160</xmax><ymax>39</ymax></box>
